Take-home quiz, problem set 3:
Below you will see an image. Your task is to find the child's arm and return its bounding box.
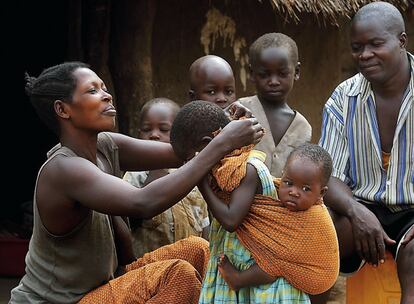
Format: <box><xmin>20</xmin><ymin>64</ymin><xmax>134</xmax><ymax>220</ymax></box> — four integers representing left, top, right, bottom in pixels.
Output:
<box><xmin>218</xmin><ymin>255</ymin><xmax>276</xmax><ymax>291</ymax></box>
<box><xmin>112</xmin><ymin>215</ymin><xmax>136</xmax><ymax>266</ymax></box>
<box><xmin>198</xmin><ymin>164</ymin><xmax>259</xmax><ymax>232</ymax></box>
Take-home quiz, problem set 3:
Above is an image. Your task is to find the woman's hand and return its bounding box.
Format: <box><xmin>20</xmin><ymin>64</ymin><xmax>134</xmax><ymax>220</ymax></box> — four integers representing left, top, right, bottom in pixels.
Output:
<box><xmin>216</xmin><ymin>118</ymin><xmax>264</xmax><ymax>152</ymax></box>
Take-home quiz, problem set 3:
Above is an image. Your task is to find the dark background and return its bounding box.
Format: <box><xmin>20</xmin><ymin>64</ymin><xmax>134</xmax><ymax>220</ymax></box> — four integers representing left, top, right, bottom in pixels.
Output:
<box><xmin>3</xmin><ymin>1</ymin><xmax>66</xmax><ymax>221</ymax></box>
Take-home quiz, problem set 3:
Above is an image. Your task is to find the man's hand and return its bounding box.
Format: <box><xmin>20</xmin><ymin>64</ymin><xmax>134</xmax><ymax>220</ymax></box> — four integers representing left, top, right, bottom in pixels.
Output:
<box><xmin>350</xmin><ymin>203</ymin><xmax>396</xmax><ymax>266</ymax></box>
<box><xmin>401</xmin><ymin>226</ymin><xmax>414</xmax><ymax>245</ymax></box>
<box><xmin>217</xmin><ymin>118</ymin><xmax>264</xmax><ymax>152</ymax></box>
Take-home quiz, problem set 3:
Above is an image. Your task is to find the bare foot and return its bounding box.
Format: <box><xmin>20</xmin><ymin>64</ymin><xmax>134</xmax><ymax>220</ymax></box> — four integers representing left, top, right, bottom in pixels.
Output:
<box><xmin>217</xmin><ymin>254</ymin><xmax>241</xmax><ymax>291</ymax></box>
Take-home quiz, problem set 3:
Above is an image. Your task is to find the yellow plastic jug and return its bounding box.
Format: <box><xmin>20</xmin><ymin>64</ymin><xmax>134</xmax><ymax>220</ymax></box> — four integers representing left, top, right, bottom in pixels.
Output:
<box><xmin>346</xmin><ymin>252</ymin><xmax>401</xmax><ymax>304</ymax></box>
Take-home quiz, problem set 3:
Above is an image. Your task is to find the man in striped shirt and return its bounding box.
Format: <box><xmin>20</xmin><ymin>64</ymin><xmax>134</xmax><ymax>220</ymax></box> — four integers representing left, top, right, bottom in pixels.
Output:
<box><xmin>319</xmin><ymin>2</ymin><xmax>414</xmax><ymax>303</ymax></box>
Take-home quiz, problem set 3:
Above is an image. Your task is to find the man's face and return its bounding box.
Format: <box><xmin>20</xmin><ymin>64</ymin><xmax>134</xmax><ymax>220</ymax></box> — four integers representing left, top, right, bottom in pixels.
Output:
<box><xmin>350</xmin><ymin>18</ymin><xmax>404</xmax><ymax>84</ymax></box>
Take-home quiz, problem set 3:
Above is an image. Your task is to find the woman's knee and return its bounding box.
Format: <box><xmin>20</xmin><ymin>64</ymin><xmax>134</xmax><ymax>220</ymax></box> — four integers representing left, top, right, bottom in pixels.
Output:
<box><xmin>185</xmin><ymin>236</ymin><xmax>209</xmax><ymax>257</ymax></box>
<box><xmin>172</xmin><ymin>259</ymin><xmax>202</xmax><ymax>283</ymax></box>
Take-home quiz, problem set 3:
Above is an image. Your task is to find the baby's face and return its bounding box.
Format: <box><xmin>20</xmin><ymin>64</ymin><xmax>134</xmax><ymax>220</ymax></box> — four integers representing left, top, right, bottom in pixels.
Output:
<box><xmin>138</xmin><ymin>104</ymin><xmax>175</xmax><ymax>143</ymax></box>
<box><xmin>278</xmin><ymin>157</ymin><xmax>325</xmax><ymax>211</ymax></box>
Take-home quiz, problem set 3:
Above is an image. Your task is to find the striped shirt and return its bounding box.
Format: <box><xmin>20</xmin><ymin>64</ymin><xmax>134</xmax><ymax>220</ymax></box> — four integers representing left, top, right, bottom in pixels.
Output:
<box><xmin>319</xmin><ymin>53</ymin><xmax>414</xmax><ymax>212</ymax></box>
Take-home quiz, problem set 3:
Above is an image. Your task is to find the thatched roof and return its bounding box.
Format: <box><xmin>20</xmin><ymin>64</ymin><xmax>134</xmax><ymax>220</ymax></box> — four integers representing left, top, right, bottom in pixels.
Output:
<box><xmin>266</xmin><ymin>0</ymin><xmax>412</xmax><ymax>25</ymax></box>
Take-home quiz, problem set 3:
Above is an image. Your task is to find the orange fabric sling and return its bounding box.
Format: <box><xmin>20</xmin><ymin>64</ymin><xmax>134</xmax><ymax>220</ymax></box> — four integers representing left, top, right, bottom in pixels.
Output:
<box><xmin>211</xmin><ymin>145</ymin><xmax>339</xmax><ymax>295</ymax></box>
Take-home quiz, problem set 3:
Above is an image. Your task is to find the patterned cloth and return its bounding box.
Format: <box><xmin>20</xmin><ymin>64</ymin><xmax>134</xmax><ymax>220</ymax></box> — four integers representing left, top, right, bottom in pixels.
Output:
<box><xmin>209</xmin><ymin>146</ymin><xmax>339</xmax><ymax>295</ymax></box>
<box><xmin>123</xmin><ymin>170</ymin><xmax>210</xmax><ymax>257</ymax></box>
<box><xmin>199</xmin><ymin>146</ymin><xmax>310</xmax><ymax>303</ymax></box>
<box><xmin>319</xmin><ymin>52</ymin><xmax>414</xmax><ymax>212</ymax></box>
<box><xmin>79</xmin><ymin>236</ymin><xmax>209</xmax><ymax>304</ymax></box>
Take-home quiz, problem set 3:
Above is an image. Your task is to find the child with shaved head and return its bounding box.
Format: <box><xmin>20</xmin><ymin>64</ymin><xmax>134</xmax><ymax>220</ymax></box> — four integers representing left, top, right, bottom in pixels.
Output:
<box><xmin>189</xmin><ymin>55</ymin><xmax>236</xmax><ymax>109</ymax></box>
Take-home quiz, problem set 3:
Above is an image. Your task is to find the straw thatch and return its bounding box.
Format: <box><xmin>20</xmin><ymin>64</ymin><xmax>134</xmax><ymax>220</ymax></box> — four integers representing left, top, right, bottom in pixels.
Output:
<box><xmin>265</xmin><ymin>0</ymin><xmax>412</xmax><ymax>25</ymax></box>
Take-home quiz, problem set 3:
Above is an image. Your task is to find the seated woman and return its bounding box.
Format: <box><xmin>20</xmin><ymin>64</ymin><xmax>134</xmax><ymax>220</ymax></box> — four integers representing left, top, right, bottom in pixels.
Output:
<box><xmin>10</xmin><ymin>62</ymin><xmax>263</xmax><ymax>304</ymax></box>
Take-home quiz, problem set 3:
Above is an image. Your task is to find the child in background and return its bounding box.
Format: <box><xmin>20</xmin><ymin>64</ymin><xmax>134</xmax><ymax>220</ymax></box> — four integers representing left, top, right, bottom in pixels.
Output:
<box><xmin>189</xmin><ymin>55</ymin><xmax>236</xmax><ymax>109</ymax></box>
<box><xmin>171</xmin><ymin>100</ymin><xmax>314</xmax><ymax>303</ymax></box>
<box><xmin>238</xmin><ymin>32</ymin><xmax>312</xmax><ymax>177</ymax></box>
<box><xmin>123</xmin><ymin>98</ymin><xmax>210</xmax><ymax>258</ymax></box>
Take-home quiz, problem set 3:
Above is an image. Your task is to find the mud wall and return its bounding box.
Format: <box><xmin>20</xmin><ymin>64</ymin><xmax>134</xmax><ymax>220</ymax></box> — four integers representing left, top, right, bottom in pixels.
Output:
<box><xmin>99</xmin><ymin>0</ymin><xmax>413</xmax><ymax>140</ymax></box>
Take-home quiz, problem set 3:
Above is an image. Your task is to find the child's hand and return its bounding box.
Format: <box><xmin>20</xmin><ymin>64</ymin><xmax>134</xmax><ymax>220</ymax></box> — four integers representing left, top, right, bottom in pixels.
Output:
<box><xmin>218</xmin><ymin>119</ymin><xmax>264</xmax><ymax>151</ymax></box>
<box><xmin>225</xmin><ymin>101</ymin><xmax>253</xmax><ymax>119</ymax></box>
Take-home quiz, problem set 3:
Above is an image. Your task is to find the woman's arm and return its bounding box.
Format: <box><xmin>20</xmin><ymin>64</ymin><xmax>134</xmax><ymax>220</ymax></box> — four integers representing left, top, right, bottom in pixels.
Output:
<box><xmin>198</xmin><ymin>164</ymin><xmax>259</xmax><ymax>232</ymax></box>
<box><xmin>50</xmin><ymin>119</ymin><xmax>262</xmax><ymax>219</ymax></box>
<box><xmin>112</xmin><ymin>116</ymin><xmax>263</xmax><ymax>171</ymax></box>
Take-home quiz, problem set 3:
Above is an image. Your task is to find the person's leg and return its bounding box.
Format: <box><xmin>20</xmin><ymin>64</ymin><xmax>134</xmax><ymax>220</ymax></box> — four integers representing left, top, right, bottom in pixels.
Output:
<box><xmin>396</xmin><ymin>226</ymin><xmax>414</xmax><ymax>304</ymax></box>
<box><xmin>217</xmin><ymin>255</ymin><xmax>275</xmax><ymax>290</ymax></box>
<box><xmin>79</xmin><ymin>259</ymin><xmax>202</xmax><ymax>304</ymax></box>
<box><xmin>127</xmin><ymin>236</ymin><xmax>209</xmax><ymax>276</ymax></box>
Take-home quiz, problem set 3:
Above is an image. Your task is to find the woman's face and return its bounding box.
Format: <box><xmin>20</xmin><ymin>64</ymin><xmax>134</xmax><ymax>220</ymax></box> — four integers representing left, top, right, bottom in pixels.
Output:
<box><xmin>66</xmin><ymin>68</ymin><xmax>116</xmax><ymax>132</ymax></box>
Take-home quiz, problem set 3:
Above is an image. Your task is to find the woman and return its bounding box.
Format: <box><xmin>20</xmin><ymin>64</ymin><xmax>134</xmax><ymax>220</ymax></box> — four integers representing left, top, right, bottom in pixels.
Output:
<box><xmin>10</xmin><ymin>62</ymin><xmax>263</xmax><ymax>304</ymax></box>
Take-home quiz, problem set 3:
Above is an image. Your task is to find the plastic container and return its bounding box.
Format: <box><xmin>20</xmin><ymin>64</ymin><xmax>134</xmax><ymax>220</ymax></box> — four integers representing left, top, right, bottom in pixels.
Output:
<box><xmin>346</xmin><ymin>251</ymin><xmax>401</xmax><ymax>304</ymax></box>
<box><xmin>0</xmin><ymin>234</ymin><xmax>29</xmax><ymax>277</ymax></box>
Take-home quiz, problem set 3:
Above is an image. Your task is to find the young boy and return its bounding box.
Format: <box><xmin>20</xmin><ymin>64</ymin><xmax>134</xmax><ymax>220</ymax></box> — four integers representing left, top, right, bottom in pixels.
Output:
<box><xmin>188</xmin><ymin>55</ymin><xmax>236</xmax><ymax>109</ymax></box>
<box><xmin>171</xmin><ymin>101</ymin><xmax>338</xmax><ymax>302</ymax></box>
<box><xmin>239</xmin><ymin>32</ymin><xmax>312</xmax><ymax>177</ymax></box>
<box><xmin>123</xmin><ymin>98</ymin><xmax>210</xmax><ymax>258</ymax></box>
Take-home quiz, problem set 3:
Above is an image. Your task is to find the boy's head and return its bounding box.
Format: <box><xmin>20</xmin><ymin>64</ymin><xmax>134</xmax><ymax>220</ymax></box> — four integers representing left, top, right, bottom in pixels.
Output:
<box><xmin>279</xmin><ymin>143</ymin><xmax>332</xmax><ymax>211</ymax></box>
<box><xmin>138</xmin><ymin>97</ymin><xmax>180</xmax><ymax>143</ymax></box>
<box><xmin>170</xmin><ymin>100</ymin><xmax>231</xmax><ymax>160</ymax></box>
<box><xmin>248</xmin><ymin>33</ymin><xmax>300</xmax><ymax>104</ymax></box>
<box><xmin>189</xmin><ymin>55</ymin><xmax>236</xmax><ymax>109</ymax></box>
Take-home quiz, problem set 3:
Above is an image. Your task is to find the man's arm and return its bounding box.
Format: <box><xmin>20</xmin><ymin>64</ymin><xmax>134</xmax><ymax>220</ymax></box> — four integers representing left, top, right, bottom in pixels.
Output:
<box><xmin>319</xmin><ymin>85</ymin><xmax>395</xmax><ymax>266</ymax></box>
<box><xmin>324</xmin><ymin>177</ymin><xmax>395</xmax><ymax>266</ymax></box>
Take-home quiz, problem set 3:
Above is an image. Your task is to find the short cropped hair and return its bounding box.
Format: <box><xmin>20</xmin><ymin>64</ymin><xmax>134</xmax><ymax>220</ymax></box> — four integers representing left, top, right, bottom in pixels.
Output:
<box><xmin>286</xmin><ymin>143</ymin><xmax>333</xmax><ymax>185</ymax></box>
<box><xmin>249</xmin><ymin>32</ymin><xmax>298</xmax><ymax>68</ymax></box>
<box><xmin>352</xmin><ymin>2</ymin><xmax>405</xmax><ymax>35</ymax></box>
<box><xmin>24</xmin><ymin>61</ymin><xmax>89</xmax><ymax>135</ymax></box>
<box><xmin>139</xmin><ymin>97</ymin><xmax>180</xmax><ymax>123</ymax></box>
<box><xmin>170</xmin><ymin>100</ymin><xmax>230</xmax><ymax>160</ymax></box>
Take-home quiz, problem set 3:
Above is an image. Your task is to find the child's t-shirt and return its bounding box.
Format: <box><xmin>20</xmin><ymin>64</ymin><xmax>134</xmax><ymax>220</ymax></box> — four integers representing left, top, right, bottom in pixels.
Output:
<box><xmin>123</xmin><ymin>170</ymin><xmax>209</xmax><ymax>258</ymax></box>
<box><xmin>238</xmin><ymin>95</ymin><xmax>312</xmax><ymax>177</ymax></box>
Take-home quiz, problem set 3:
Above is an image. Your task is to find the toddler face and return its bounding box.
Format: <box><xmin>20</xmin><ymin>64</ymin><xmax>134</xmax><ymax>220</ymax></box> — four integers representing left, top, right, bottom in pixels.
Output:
<box><xmin>191</xmin><ymin>68</ymin><xmax>236</xmax><ymax>109</ymax></box>
<box><xmin>139</xmin><ymin>103</ymin><xmax>176</xmax><ymax>143</ymax></box>
<box><xmin>278</xmin><ymin>157</ymin><xmax>326</xmax><ymax>211</ymax></box>
<box><xmin>251</xmin><ymin>46</ymin><xmax>299</xmax><ymax>104</ymax></box>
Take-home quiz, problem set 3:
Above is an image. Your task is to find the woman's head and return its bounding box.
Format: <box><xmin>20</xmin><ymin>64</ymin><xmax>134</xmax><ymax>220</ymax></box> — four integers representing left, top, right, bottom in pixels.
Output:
<box><xmin>25</xmin><ymin>62</ymin><xmax>114</xmax><ymax>135</ymax></box>
<box><xmin>138</xmin><ymin>98</ymin><xmax>180</xmax><ymax>143</ymax></box>
<box><xmin>170</xmin><ymin>100</ymin><xmax>230</xmax><ymax>160</ymax></box>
